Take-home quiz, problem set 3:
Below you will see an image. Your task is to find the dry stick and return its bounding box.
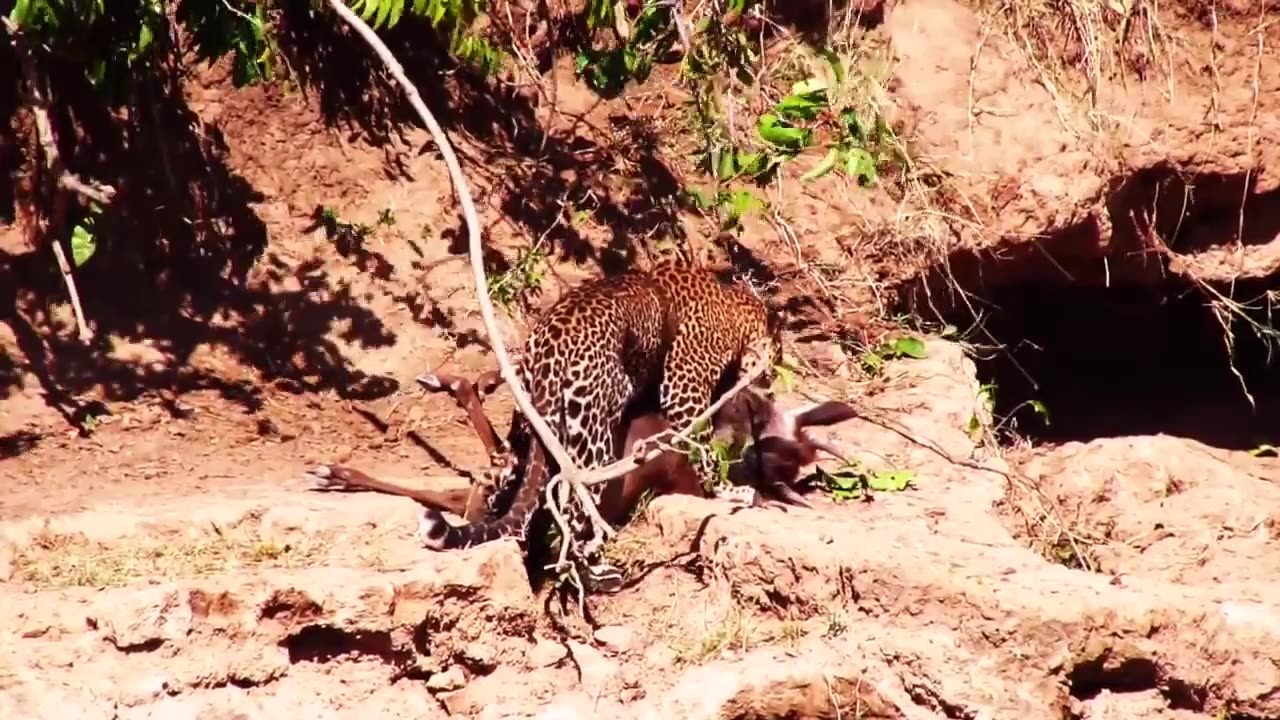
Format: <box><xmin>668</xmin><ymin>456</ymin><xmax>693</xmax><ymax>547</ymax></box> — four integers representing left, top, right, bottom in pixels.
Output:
<box><xmin>4</xmin><ymin>18</ymin><xmax>117</xmax><ymax>342</ymax></box>
<box><xmin>324</xmin><ymin>0</ymin><xmax>571</xmax><ymax>471</ymax></box>
<box><xmin>326</xmin><ymin>0</ymin><xmax>764</xmax><ymax>560</ymax></box>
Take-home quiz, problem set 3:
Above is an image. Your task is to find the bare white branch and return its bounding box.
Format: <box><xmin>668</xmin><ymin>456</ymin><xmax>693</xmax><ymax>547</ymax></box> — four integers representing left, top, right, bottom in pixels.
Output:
<box><xmin>326</xmin><ymin>0</ymin><xmax>768</xmax><ymax>573</ymax></box>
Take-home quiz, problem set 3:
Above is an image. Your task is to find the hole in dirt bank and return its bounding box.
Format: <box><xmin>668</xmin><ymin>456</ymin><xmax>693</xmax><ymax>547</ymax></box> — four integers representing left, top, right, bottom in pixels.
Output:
<box><xmin>1068</xmin><ymin>654</ymin><xmax>1208</xmax><ymax>713</ymax></box>
<box><xmin>918</xmin><ymin>278</ymin><xmax>1280</xmax><ymax>451</ymax></box>
<box><xmin>893</xmin><ymin>160</ymin><xmax>1280</xmax><ymax>451</ymax></box>
<box><xmin>1107</xmin><ymin>165</ymin><xmax>1280</xmax><ymax>255</ymax></box>
<box><xmin>283</xmin><ymin>625</ymin><xmax>418</xmax><ymax>668</ymax></box>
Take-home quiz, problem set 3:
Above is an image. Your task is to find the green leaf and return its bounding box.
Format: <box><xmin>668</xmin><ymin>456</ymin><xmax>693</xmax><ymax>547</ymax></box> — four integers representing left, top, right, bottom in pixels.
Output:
<box><xmin>757</xmin><ymin>114</ymin><xmax>812</xmax><ymax>151</ymax></box>
<box><xmin>842</xmin><ymin>147</ymin><xmax>878</xmax><ymax>187</ymax></box>
<box><xmin>817</xmin><ymin>47</ymin><xmax>845</xmax><ymax>87</ymax></box>
<box><xmin>87</xmin><ymin>59</ymin><xmax>108</xmax><ymax>87</ymax></box>
<box><xmin>838</xmin><ymin>109</ymin><xmax>866</xmax><ymax>140</ymax></box>
<box><xmin>726</xmin><ymin>189</ymin><xmax>764</xmax><ymax>221</ymax></box>
<box><xmin>821</xmin><ymin>463</ymin><xmax>916</xmax><ymax>500</ymax></box>
<box><xmin>790</xmin><ymin>77</ymin><xmax>829</xmax><ymax>96</ymax></box>
<box><xmin>70</xmin><ymin>224</ymin><xmax>97</xmax><ymax>267</ymax></box>
<box><xmin>137</xmin><ymin>22</ymin><xmax>154</xmax><ymax>53</ymax></box>
<box><xmin>967</xmin><ymin>415</ymin><xmax>982</xmax><ymax>435</ymax></box>
<box><xmin>686</xmin><ymin>187</ymin><xmax>713</xmax><ymax>209</ymax></box>
<box><xmin>731</xmin><ymin>152</ymin><xmax>763</xmax><ymax>177</ymax></box>
<box><xmin>774</xmin><ymin>92</ymin><xmax>825</xmax><ymax>122</ymax></box>
<box><xmin>716</xmin><ymin>148</ymin><xmax>737</xmax><ymax>180</ymax></box>
<box><xmin>800</xmin><ymin>147</ymin><xmax>840</xmax><ymax>181</ymax></box>
<box><xmin>374</xmin><ymin>0</ymin><xmax>394</xmax><ymax>27</ymax></box>
<box><xmin>1029</xmin><ymin>399</ymin><xmax>1051</xmax><ymax>425</ymax></box>
<box><xmin>859</xmin><ymin>351</ymin><xmax>883</xmax><ymax>375</ymax></box>
<box><xmin>371</xmin><ymin>0</ymin><xmax>389</xmax><ymax>26</ymax></box>
<box><xmin>429</xmin><ymin>0</ymin><xmax>447</xmax><ymax>25</ymax></box>
<box><xmin>867</xmin><ymin>469</ymin><xmax>915</xmax><ymax>492</ymax></box>
<box><xmin>388</xmin><ymin>0</ymin><xmax>405</xmax><ymax>27</ymax></box>
<box><xmin>887</xmin><ymin>335</ymin><xmax>927</xmax><ymax>359</ymax></box>
<box><xmin>772</xmin><ymin>361</ymin><xmax>797</xmax><ymax>393</ymax></box>
<box><xmin>9</xmin><ymin>0</ymin><xmax>32</xmax><ymax>26</ymax></box>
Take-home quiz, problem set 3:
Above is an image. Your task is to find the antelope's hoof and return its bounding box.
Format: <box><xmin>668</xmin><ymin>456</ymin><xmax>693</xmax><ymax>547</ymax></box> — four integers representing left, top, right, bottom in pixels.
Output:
<box><xmin>583</xmin><ymin>562</ymin><xmax>625</xmax><ymax>594</ymax></box>
<box><xmin>712</xmin><ymin>485</ymin><xmax>757</xmax><ymax>507</ymax></box>
<box><xmin>305</xmin><ymin>464</ymin><xmax>339</xmax><ymax>489</ymax></box>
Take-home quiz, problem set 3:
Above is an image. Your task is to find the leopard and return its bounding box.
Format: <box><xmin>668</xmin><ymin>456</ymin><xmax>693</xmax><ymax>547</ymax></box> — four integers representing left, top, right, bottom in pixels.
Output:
<box><xmin>416</xmin><ymin>259</ymin><xmax>784</xmax><ymax>563</ymax></box>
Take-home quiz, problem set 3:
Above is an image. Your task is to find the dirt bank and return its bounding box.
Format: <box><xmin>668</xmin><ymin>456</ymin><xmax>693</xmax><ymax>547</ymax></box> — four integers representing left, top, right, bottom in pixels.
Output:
<box><xmin>2</xmin><ymin>0</ymin><xmax>1279</xmax><ymax>717</ymax></box>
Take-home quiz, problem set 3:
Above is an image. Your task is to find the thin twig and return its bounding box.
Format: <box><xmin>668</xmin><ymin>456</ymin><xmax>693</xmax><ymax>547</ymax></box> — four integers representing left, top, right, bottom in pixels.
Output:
<box><xmin>4</xmin><ymin>17</ymin><xmax>117</xmax><ymax>342</ymax></box>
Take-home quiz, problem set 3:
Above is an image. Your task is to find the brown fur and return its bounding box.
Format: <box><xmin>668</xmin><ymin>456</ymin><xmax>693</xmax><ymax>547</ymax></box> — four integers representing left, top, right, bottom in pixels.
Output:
<box><xmin>307</xmin><ymin>464</ymin><xmax>490</xmax><ymax>522</ymax></box>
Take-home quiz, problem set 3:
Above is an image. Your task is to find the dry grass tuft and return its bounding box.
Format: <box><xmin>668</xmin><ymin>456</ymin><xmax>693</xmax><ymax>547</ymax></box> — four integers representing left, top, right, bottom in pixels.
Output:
<box><xmin>976</xmin><ymin>0</ymin><xmax>1184</xmax><ymax>112</ymax></box>
<box><xmin>14</xmin><ymin>528</ymin><xmax>333</xmax><ymax>589</ymax></box>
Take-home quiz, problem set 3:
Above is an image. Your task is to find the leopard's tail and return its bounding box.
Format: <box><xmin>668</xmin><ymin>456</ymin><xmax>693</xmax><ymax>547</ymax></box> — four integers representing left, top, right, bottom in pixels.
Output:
<box><xmin>417</xmin><ymin>357</ymin><xmax>564</xmax><ymax>551</ymax></box>
<box><xmin>416</xmin><ymin>427</ymin><xmax>553</xmax><ymax>550</ymax></box>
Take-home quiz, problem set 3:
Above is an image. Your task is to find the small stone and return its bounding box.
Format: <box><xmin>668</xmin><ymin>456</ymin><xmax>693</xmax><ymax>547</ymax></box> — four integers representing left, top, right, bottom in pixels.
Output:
<box><xmin>461</xmin><ymin>641</ymin><xmax>497</xmax><ymax>672</ymax></box>
<box><xmin>592</xmin><ymin>625</ymin><xmax>635</xmax><ymax>654</ymax></box>
<box><xmin>644</xmin><ymin>645</ymin><xmax>676</xmax><ymax>668</ymax></box>
<box><xmin>0</xmin><ymin>543</ymin><xmax>16</xmax><ymax>583</ymax></box>
<box><xmin>527</xmin><ymin>637</ymin><xmax>568</xmax><ymax>668</ymax></box>
<box><xmin>619</xmin><ymin>687</ymin><xmax>646</xmax><ymax>703</ymax></box>
<box><xmin>426</xmin><ymin>665</ymin><xmax>467</xmax><ymax>691</ymax></box>
<box><xmin>618</xmin><ymin>665</ymin><xmax>642</xmax><ymax>689</ymax></box>
<box><xmin>567</xmin><ymin>640</ymin><xmax>619</xmax><ymax>697</ymax></box>
<box><xmin>120</xmin><ymin>673</ymin><xmax>170</xmax><ymax>706</ymax></box>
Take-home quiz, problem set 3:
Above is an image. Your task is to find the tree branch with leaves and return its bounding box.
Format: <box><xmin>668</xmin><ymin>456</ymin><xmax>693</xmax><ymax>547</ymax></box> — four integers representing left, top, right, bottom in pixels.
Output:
<box><xmin>4</xmin><ymin>16</ymin><xmax>118</xmax><ymax>342</ymax></box>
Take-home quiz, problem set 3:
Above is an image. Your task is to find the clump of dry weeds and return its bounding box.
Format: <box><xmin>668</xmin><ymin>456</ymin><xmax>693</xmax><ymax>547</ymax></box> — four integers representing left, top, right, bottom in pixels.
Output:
<box><xmin>14</xmin><ymin>528</ymin><xmax>333</xmax><ymax>589</ymax></box>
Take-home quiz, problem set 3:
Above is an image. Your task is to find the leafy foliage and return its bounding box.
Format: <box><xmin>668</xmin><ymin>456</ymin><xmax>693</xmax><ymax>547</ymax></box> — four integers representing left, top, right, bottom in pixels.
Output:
<box><xmin>177</xmin><ymin>0</ymin><xmax>276</xmax><ymax>86</ymax></box>
<box><xmin>684</xmin><ymin>434</ymin><xmax>749</xmax><ymax>495</ymax></box>
<box><xmin>565</xmin><ymin>0</ymin><xmax>903</xmax><ymax>232</ymax></box>
<box><xmin>8</xmin><ymin>0</ymin><xmax>275</xmax><ymax>93</ymax></box>
<box><xmin>855</xmin><ymin>334</ymin><xmax>929</xmax><ymax>377</ymax></box>
<box><xmin>576</xmin><ymin>0</ymin><xmax>676</xmax><ymax>96</ymax></box>
<box><xmin>347</xmin><ymin>0</ymin><xmax>506</xmax><ymax>73</ymax></box>
<box><xmin>70</xmin><ymin>203</ymin><xmax>103</xmax><ymax>267</ymax></box>
<box><xmin>487</xmin><ymin>245</ymin><xmax>548</xmax><ymax>312</ymax></box>
<box><xmin>816</xmin><ymin>461</ymin><xmax>916</xmax><ymax>501</ymax></box>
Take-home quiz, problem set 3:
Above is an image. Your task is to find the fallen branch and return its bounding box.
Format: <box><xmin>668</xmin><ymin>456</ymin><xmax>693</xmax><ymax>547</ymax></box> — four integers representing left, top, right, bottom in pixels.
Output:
<box><xmin>4</xmin><ymin>18</ymin><xmax>116</xmax><ymax>343</ymax></box>
<box><xmin>328</xmin><ymin>0</ymin><xmax>766</xmax><ymax>574</ymax></box>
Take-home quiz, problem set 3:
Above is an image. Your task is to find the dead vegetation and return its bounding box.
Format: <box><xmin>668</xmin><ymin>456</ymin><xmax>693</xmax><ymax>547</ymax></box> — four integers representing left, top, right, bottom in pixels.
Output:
<box><xmin>14</xmin><ymin>528</ymin><xmax>332</xmax><ymax>589</ymax></box>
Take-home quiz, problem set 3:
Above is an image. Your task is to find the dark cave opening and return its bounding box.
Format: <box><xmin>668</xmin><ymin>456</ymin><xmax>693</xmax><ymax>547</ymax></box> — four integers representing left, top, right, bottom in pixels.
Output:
<box><xmin>938</xmin><ymin>279</ymin><xmax>1280</xmax><ymax>451</ymax></box>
